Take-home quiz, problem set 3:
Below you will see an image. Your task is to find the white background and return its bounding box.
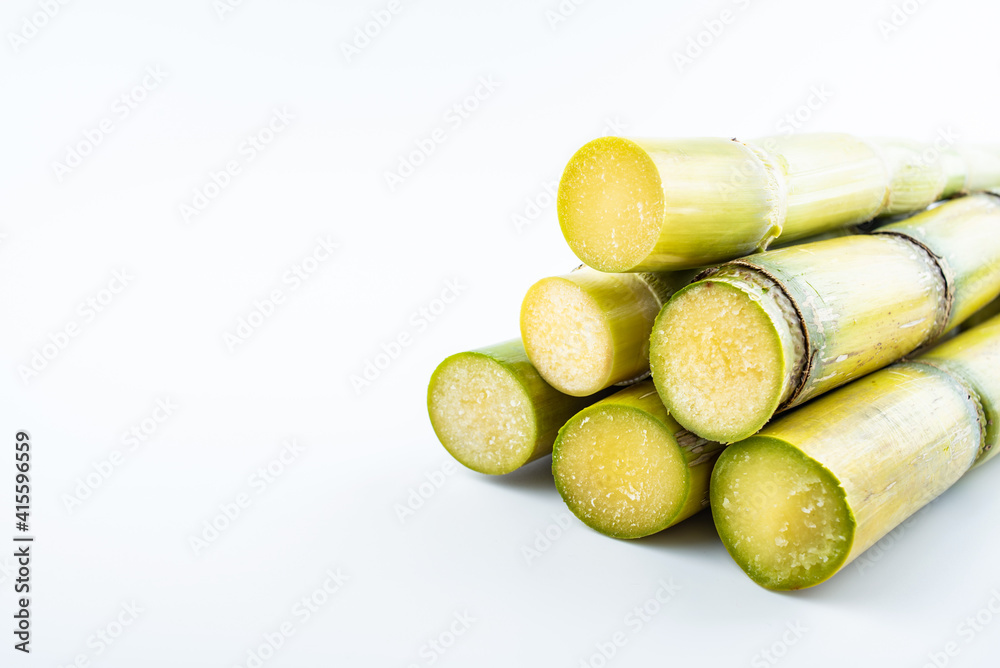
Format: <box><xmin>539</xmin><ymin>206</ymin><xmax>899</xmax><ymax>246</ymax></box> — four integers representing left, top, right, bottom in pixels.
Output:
<box><xmin>2</xmin><ymin>0</ymin><xmax>999</xmax><ymax>666</ymax></box>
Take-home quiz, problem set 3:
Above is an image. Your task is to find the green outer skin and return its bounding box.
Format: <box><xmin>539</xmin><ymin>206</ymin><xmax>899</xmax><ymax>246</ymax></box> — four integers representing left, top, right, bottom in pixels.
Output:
<box><xmin>427</xmin><ymin>339</ymin><xmax>602</xmax><ymax>474</ymax></box>
<box><xmin>919</xmin><ymin>313</ymin><xmax>1000</xmax><ymax>466</ymax></box>
<box><xmin>710</xmin><ymin>437</ymin><xmax>853</xmax><ymax>590</ymax></box>
<box><xmin>960</xmin><ymin>147</ymin><xmax>1000</xmax><ymax>192</ymax></box>
<box><xmin>650</xmin><ymin>274</ymin><xmax>796</xmax><ymax>443</ymax></box>
<box><xmin>755</xmin><ymin>133</ymin><xmax>886</xmax><ymax>242</ymax></box>
<box><xmin>559</xmin><ymin>134</ymin><xmax>1000</xmax><ymax>272</ymax></box>
<box><xmin>962</xmin><ymin>296</ymin><xmax>1000</xmax><ymax>331</ymax></box>
<box><xmin>940</xmin><ymin>149</ymin><xmax>969</xmax><ymax>197</ymax></box>
<box><xmin>878</xmin><ymin>194</ymin><xmax>1000</xmax><ymax>331</ymax></box>
<box><xmin>714</xmin><ymin>361</ymin><xmax>983</xmax><ymax>590</ymax></box>
<box><xmin>629</xmin><ymin>137</ymin><xmax>782</xmax><ymax>270</ymax></box>
<box><xmin>867</xmin><ymin>138</ymin><xmax>947</xmax><ymax>215</ymax></box>
<box><xmin>552</xmin><ymin>381</ymin><xmax>726</xmax><ymax>539</ymax></box>
<box><xmin>521</xmin><ymin>267</ymin><xmax>697</xmax><ymax>394</ymax></box>
<box><xmin>726</xmin><ymin>234</ymin><xmax>944</xmax><ymax>408</ymax></box>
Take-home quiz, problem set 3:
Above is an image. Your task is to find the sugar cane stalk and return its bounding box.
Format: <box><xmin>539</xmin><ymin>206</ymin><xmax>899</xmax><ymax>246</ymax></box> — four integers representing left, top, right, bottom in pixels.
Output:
<box><xmin>559</xmin><ymin>133</ymin><xmax>1000</xmax><ymax>271</ymax></box>
<box><xmin>650</xmin><ymin>193</ymin><xmax>1000</xmax><ymax>443</ymax></box>
<box><xmin>711</xmin><ymin>314</ymin><xmax>1000</xmax><ymax>590</ymax></box>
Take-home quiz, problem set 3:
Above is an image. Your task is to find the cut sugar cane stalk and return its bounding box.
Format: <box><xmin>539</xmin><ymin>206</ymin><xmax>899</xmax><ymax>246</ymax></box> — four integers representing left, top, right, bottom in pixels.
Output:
<box><xmin>650</xmin><ymin>193</ymin><xmax>1000</xmax><ymax>443</ymax></box>
<box><xmin>427</xmin><ymin>339</ymin><xmax>605</xmax><ymax>475</ymax></box>
<box><xmin>551</xmin><ymin>381</ymin><xmax>725</xmax><ymax>539</ymax></box>
<box><xmin>962</xmin><ymin>295</ymin><xmax>1000</xmax><ymax>331</ymax></box>
<box><xmin>558</xmin><ymin>132</ymin><xmax>1000</xmax><ymax>271</ymax></box>
<box><xmin>520</xmin><ymin>267</ymin><xmax>696</xmax><ymax>396</ymax></box>
<box><xmin>711</xmin><ymin>314</ymin><xmax>1000</xmax><ymax>590</ymax></box>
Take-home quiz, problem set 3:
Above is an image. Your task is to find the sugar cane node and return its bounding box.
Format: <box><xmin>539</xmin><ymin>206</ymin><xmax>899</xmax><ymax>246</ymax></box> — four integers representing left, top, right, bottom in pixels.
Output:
<box><xmin>907</xmin><ymin>359</ymin><xmax>989</xmax><ymax>461</ymax></box>
<box><xmin>872</xmin><ymin>230</ymin><xmax>954</xmax><ymax>342</ymax></box>
<box><xmin>650</xmin><ymin>193</ymin><xmax>1000</xmax><ymax>443</ymax></box>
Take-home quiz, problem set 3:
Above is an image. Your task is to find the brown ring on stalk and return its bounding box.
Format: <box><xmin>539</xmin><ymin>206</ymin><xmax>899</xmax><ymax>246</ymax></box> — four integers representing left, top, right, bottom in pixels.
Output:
<box><xmin>874</xmin><ymin>231</ymin><xmax>955</xmax><ymax>342</ymax></box>
<box><xmin>908</xmin><ymin>359</ymin><xmax>989</xmax><ymax>461</ymax></box>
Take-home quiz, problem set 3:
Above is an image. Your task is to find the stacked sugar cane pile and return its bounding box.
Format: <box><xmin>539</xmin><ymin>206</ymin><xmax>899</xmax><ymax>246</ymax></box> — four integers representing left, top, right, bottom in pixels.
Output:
<box><xmin>427</xmin><ymin>132</ymin><xmax>1000</xmax><ymax>590</ymax></box>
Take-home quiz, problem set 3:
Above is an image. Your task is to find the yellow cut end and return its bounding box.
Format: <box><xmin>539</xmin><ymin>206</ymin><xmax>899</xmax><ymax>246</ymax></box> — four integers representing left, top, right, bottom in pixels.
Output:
<box><xmin>520</xmin><ymin>276</ymin><xmax>614</xmax><ymax>396</ymax></box>
<box><xmin>651</xmin><ymin>280</ymin><xmax>790</xmax><ymax>443</ymax></box>
<box><xmin>558</xmin><ymin>137</ymin><xmax>665</xmax><ymax>272</ymax></box>
<box><xmin>711</xmin><ymin>438</ymin><xmax>854</xmax><ymax>590</ymax></box>
<box><xmin>553</xmin><ymin>405</ymin><xmax>687</xmax><ymax>539</ymax></box>
<box><xmin>427</xmin><ymin>353</ymin><xmax>536</xmax><ymax>475</ymax></box>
